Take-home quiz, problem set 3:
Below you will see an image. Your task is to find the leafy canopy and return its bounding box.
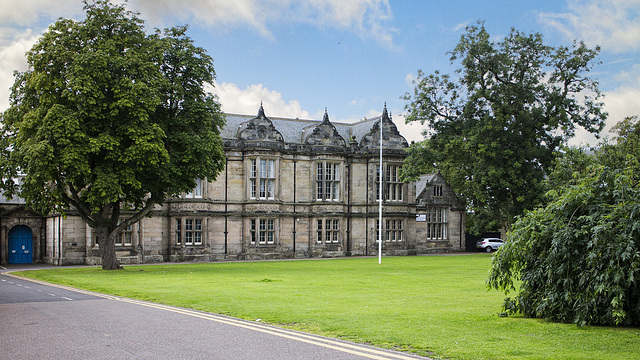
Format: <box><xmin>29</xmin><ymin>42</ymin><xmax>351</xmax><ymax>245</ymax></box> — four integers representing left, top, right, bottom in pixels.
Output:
<box><xmin>0</xmin><ymin>0</ymin><xmax>225</xmax><ymax>268</ymax></box>
<box><xmin>402</xmin><ymin>22</ymin><xmax>606</xmax><ymax>233</ymax></box>
<box><xmin>488</xmin><ymin>116</ymin><xmax>640</xmax><ymax>326</ymax></box>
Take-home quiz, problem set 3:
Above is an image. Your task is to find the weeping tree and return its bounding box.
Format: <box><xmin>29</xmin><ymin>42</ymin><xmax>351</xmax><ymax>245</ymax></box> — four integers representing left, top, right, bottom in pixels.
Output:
<box><xmin>0</xmin><ymin>0</ymin><xmax>225</xmax><ymax>269</ymax></box>
<box><xmin>402</xmin><ymin>22</ymin><xmax>606</xmax><ymax>234</ymax></box>
<box><xmin>488</xmin><ymin>116</ymin><xmax>640</xmax><ymax>326</ymax></box>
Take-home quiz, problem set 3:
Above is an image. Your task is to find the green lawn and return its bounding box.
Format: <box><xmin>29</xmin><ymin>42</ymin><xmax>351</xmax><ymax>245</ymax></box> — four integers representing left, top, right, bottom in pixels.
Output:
<box><xmin>16</xmin><ymin>255</ymin><xmax>640</xmax><ymax>360</ymax></box>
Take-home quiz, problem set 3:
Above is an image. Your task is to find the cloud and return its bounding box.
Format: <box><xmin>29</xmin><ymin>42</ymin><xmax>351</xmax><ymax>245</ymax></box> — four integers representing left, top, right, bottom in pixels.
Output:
<box><xmin>569</xmin><ymin>83</ymin><xmax>640</xmax><ymax>146</ymax></box>
<box><xmin>0</xmin><ymin>30</ymin><xmax>40</xmax><ymax>111</ymax></box>
<box><xmin>391</xmin><ymin>113</ymin><xmax>428</xmax><ymax>144</ymax></box>
<box><xmin>539</xmin><ymin>0</ymin><xmax>640</xmax><ymax>53</ymax></box>
<box><xmin>211</xmin><ymin>81</ymin><xmax>311</xmax><ymax>119</ymax></box>
<box><xmin>211</xmin><ymin>81</ymin><xmax>425</xmax><ymax>143</ymax></box>
<box><xmin>131</xmin><ymin>0</ymin><xmax>398</xmax><ymax>48</ymax></box>
<box><xmin>452</xmin><ymin>22</ymin><xmax>469</xmax><ymax>32</ymax></box>
<box><xmin>0</xmin><ymin>0</ymin><xmax>81</xmax><ymax>26</ymax></box>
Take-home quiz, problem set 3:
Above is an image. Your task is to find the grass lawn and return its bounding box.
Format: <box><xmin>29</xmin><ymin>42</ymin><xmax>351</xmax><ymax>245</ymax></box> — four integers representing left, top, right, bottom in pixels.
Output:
<box><xmin>16</xmin><ymin>254</ymin><xmax>640</xmax><ymax>360</ymax></box>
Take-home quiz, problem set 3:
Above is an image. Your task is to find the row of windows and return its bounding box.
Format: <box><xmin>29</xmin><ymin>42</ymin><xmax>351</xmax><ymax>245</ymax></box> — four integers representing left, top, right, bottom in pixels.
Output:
<box><xmin>114</xmin><ymin>213</ymin><xmax>438</xmax><ymax>248</ymax></box>
<box><xmin>184</xmin><ymin>160</ymin><xmax>406</xmax><ymax>203</ymax></box>
<box><xmin>169</xmin><ymin>217</ymin><xmax>406</xmax><ymax>246</ymax></box>
<box><xmin>244</xmin><ymin>158</ymin><xmax>406</xmax><ymax>202</ymax></box>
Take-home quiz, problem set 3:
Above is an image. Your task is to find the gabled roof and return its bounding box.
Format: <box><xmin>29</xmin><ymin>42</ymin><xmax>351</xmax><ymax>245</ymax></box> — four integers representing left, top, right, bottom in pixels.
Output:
<box><xmin>236</xmin><ymin>105</ymin><xmax>284</xmax><ymax>142</ymax></box>
<box><xmin>359</xmin><ymin>105</ymin><xmax>409</xmax><ymax>150</ymax></box>
<box><xmin>303</xmin><ymin>109</ymin><xmax>347</xmax><ymax>147</ymax></box>
<box><xmin>222</xmin><ymin>105</ymin><xmax>407</xmax><ymax>148</ymax></box>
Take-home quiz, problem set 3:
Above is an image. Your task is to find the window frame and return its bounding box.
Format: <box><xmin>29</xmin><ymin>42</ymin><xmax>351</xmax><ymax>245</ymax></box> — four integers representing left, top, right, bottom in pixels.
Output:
<box><xmin>249</xmin><ymin>158</ymin><xmax>277</xmax><ymax>200</ymax></box>
<box><xmin>376</xmin><ymin>218</ymin><xmax>405</xmax><ymax>243</ymax></box>
<box><xmin>426</xmin><ymin>207</ymin><xmax>448</xmax><ymax>240</ymax></box>
<box><xmin>316</xmin><ymin>161</ymin><xmax>341</xmax><ymax>201</ymax></box>
<box><xmin>376</xmin><ymin>164</ymin><xmax>404</xmax><ymax>202</ymax></box>
<box><xmin>175</xmin><ymin>218</ymin><xmax>204</xmax><ymax>246</ymax></box>
<box><xmin>186</xmin><ymin>178</ymin><xmax>204</xmax><ymax>199</ymax></box>
<box><xmin>316</xmin><ymin>218</ymin><xmax>340</xmax><ymax>244</ymax></box>
<box><xmin>250</xmin><ymin>218</ymin><xmax>276</xmax><ymax>245</ymax></box>
<box><xmin>115</xmin><ymin>220</ymin><xmax>134</xmax><ymax>247</ymax></box>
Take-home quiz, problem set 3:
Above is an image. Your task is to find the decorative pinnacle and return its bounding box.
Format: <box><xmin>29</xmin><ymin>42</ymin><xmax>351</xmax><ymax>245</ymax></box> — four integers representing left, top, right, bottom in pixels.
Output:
<box><xmin>257</xmin><ymin>101</ymin><xmax>265</xmax><ymax>117</ymax></box>
<box><xmin>322</xmin><ymin>107</ymin><xmax>330</xmax><ymax>123</ymax></box>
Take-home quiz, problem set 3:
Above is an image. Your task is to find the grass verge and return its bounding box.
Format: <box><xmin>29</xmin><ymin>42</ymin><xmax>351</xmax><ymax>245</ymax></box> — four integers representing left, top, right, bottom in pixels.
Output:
<box><xmin>16</xmin><ymin>255</ymin><xmax>640</xmax><ymax>360</ymax></box>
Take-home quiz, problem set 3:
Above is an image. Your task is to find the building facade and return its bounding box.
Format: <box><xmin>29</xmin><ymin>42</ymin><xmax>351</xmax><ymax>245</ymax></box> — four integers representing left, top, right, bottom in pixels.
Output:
<box><xmin>0</xmin><ymin>106</ymin><xmax>465</xmax><ymax>266</ymax></box>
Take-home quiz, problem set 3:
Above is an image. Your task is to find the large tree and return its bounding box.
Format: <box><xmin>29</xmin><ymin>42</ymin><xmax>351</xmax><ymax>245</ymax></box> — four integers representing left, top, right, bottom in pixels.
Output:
<box><xmin>487</xmin><ymin>116</ymin><xmax>640</xmax><ymax>326</ymax></box>
<box><xmin>0</xmin><ymin>1</ymin><xmax>225</xmax><ymax>269</ymax></box>
<box><xmin>402</xmin><ymin>22</ymin><xmax>606</xmax><ymax>233</ymax></box>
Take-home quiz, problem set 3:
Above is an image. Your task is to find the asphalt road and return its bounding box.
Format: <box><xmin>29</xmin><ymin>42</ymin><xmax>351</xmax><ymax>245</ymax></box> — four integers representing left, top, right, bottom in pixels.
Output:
<box><xmin>0</xmin><ymin>266</ymin><xmax>429</xmax><ymax>360</ymax></box>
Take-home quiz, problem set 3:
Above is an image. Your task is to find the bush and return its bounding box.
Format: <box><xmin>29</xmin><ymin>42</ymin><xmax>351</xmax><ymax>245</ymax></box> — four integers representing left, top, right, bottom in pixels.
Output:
<box><xmin>488</xmin><ymin>118</ymin><xmax>640</xmax><ymax>326</ymax></box>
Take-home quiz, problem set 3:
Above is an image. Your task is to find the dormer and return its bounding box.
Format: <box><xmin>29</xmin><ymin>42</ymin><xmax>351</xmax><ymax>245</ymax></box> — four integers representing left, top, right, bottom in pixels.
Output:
<box><xmin>359</xmin><ymin>105</ymin><xmax>408</xmax><ymax>150</ymax></box>
<box><xmin>237</xmin><ymin>104</ymin><xmax>284</xmax><ymax>142</ymax></box>
<box><xmin>304</xmin><ymin>109</ymin><xmax>347</xmax><ymax>148</ymax></box>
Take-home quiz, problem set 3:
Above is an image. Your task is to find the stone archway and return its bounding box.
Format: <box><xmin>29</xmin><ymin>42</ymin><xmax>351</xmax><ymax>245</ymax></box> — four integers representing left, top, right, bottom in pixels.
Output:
<box><xmin>8</xmin><ymin>225</ymin><xmax>33</xmax><ymax>264</ymax></box>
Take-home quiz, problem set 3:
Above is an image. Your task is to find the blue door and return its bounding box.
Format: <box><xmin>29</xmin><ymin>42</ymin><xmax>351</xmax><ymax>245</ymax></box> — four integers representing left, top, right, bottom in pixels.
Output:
<box><xmin>8</xmin><ymin>225</ymin><xmax>33</xmax><ymax>264</ymax></box>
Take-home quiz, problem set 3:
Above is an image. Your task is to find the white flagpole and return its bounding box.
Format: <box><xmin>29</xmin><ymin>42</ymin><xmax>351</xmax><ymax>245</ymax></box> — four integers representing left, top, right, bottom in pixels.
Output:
<box><xmin>378</xmin><ymin>107</ymin><xmax>383</xmax><ymax>265</ymax></box>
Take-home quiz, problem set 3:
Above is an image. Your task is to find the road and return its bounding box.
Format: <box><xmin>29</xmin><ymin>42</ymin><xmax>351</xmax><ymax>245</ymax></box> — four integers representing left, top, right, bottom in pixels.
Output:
<box><xmin>0</xmin><ymin>265</ymin><xmax>429</xmax><ymax>360</ymax></box>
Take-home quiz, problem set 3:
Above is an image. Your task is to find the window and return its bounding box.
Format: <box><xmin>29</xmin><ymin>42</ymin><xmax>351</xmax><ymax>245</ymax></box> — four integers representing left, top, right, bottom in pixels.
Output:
<box><xmin>427</xmin><ymin>207</ymin><xmax>448</xmax><ymax>239</ymax></box>
<box><xmin>376</xmin><ymin>164</ymin><xmax>403</xmax><ymax>201</ymax></box>
<box><xmin>316</xmin><ymin>162</ymin><xmax>340</xmax><ymax>201</ymax></box>
<box><xmin>116</xmin><ymin>220</ymin><xmax>133</xmax><ymax>246</ymax></box>
<box><xmin>250</xmin><ymin>218</ymin><xmax>275</xmax><ymax>245</ymax></box>
<box><xmin>250</xmin><ymin>158</ymin><xmax>276</xmax><ymax>200</ymax></box>
<box><xmin>186</xmin><ymin>178</ymin><xmax>203</xmax><ymax>198</ymax></box>
<box><xmin>316</xmin><ymin>219</ymin><xmax>340</xmax><ymax>244</ymax></box>
<box><xmin>433</xmin><ymin>185</ymin><xmax>443</xmax><ymax>197</ymax></box>
<box><xmin>175</xmin><ymin>218</ymin><xmax>203</xmax><ymax>245</ymax></box>
<box><xmin>176</xmin><ymin>219</ymin><xmax>182</xmax><ymax>245</ymax></box>
<box><xmin>376</xmin><ymin>219</ymin><xmax>404</xmax><ymax>243</ymax></box>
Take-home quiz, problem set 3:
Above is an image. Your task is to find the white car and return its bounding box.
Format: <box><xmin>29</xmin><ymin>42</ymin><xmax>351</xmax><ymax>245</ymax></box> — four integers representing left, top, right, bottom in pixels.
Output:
<box><xmin>476</xmin><ymin>238</ymin><xmax>504</xmax><ymax>252</ymax></box>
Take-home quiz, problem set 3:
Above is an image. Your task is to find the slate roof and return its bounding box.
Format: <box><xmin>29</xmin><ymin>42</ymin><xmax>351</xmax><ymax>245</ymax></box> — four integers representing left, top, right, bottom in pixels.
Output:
<box><xmin>416</xmin><ymin>173</ymin><xmax>438</xmax><ymax>199</ymax></box>
<box><xmin>222</xmin><ymin>106</ymin><xmax>401</xmax><ymax>146</ymax></box>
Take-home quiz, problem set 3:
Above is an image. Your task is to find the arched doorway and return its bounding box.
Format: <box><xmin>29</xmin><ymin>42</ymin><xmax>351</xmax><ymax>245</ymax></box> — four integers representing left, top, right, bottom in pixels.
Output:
<box><xmin>8</xmin><ymin>225</ymin><xmax>33</xmax><ymax>264</ymax></box>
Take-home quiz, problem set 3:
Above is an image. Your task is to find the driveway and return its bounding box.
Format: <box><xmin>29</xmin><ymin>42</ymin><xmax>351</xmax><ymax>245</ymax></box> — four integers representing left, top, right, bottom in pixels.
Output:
<box><xmin>0</xmin><ymin>265</ymin><xmax>429</xmax><ymax>360</ymax></box>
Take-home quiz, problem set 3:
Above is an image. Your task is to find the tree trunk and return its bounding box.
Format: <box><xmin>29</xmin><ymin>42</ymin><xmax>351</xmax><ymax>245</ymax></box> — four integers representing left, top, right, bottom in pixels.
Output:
<box><xmin>96</xmin><ymin>225</ymin><xmax>121</xmax><ymax>270</ymax></box>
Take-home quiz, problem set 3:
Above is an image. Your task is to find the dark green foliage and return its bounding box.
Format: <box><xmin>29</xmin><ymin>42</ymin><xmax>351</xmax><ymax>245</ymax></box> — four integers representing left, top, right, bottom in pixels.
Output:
<box><xmin>488</xmin><ymin>117</ymin><xmax>640</xmax><ymax>326</ymax></box>
<box><xmin>402</xmin><ymin>22</ymin><xmax>606</xmax><ymax>233</ymax></box>
<box><xmin>0</xmin><ymin>1</ymin><xmax>225</xmax><ymax>269</ymax></box>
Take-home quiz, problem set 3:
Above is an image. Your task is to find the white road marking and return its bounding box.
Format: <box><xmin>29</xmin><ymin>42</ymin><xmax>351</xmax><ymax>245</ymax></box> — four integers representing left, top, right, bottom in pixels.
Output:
<box><xmin>3</xmin><ymin>273</ymin><xmax>425</xmax><ymax>360</ymax></box>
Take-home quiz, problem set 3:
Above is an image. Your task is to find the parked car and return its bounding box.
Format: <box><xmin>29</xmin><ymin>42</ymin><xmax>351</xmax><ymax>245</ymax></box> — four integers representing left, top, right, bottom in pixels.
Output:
<box><xmin>476</xmin><ymin>238</ymin><xmax>504</xmax><ymax>252</ymax></box>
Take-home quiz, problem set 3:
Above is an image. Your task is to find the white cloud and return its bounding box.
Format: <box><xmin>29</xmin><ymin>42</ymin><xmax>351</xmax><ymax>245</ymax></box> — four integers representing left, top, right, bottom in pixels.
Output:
<box><xmin>569</xmin><ymin>85</ymin><xmax>640</xmax><ymax>146</ymax></box>
<box><xmin>0</xmin><ymin>30</ymin><xmax>40</xmax><ymax>111</ymax></box>
<box><xmin>539</xmin><ymin>0</ymin><xmax>640</xmax><ymax>53</ymax></box>
<box><xmin>0</xmin><ymin>0</ymin><xmax>81</xmax><ymax>26</ymax></box>
<box><xmin>211</xmin><ymin>82</ymin><xmax>425</xmax><ymax>143</ymax></box>
<box><xmin>392</xmin><ymin>113</ymin><xmax>428</xmax><ymax>144</ymax></box>
<box><xmin>211</xmin><ymin>81</ymin><xmax>311</xmax><ymax>119</ymax></box>
<box><xmin>131</xmin><ymin>0</ymin><xmax>398</xmax><ymax>48</ymax></box>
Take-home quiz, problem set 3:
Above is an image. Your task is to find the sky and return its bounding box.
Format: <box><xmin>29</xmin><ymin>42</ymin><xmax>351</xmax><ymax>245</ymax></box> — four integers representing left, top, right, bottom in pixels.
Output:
<box><xmin>1</xmin><ymin>0</ymin><xmax>640</xmax><ymax>146</ymax></box>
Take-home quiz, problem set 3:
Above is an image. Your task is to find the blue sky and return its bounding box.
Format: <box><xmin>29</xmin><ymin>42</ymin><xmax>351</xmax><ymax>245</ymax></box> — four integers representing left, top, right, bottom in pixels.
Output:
<box><xmin>2</xmin><ymin>0</ymin><xmax>639</xmax><ymax>145</ymax></box>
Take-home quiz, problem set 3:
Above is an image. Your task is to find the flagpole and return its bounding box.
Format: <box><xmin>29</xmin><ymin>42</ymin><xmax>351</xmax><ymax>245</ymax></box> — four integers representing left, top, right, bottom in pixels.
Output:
<box><xmin>378</xmin><ymin>105</ymin><xmax>383</xmax><ymax>265</ymax></box>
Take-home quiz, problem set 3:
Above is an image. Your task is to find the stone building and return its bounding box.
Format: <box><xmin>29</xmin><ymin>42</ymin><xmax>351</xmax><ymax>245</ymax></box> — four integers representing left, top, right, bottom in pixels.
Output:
<box><xmin>0</xmin><ymin>106</ymin><xmax>465</xmax><ymax>266</ymax></box>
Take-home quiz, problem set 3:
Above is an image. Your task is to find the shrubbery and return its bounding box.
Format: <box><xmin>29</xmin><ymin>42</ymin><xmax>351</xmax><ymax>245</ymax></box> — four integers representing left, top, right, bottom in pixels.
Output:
<box><xmin>488</xmin><ymin>117</ymin><xmax>640</xmax><ymax>326</ymax></box>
